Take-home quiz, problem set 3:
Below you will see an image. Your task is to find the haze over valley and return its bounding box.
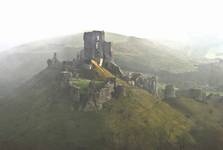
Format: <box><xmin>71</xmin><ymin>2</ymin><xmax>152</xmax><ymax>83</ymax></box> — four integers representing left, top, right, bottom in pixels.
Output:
<box><xmin>1</xmin><ymin>0</ymin><xmax>223</xmax><ymax>150</ymax></box>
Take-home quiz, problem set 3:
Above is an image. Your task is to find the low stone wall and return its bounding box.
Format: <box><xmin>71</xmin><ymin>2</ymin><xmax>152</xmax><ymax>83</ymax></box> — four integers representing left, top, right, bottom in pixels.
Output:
<box><xmin>123</xmin><ymin>72</ymin><xmax>158</xmax><ymax>96</ymax></box>
<box><xmin>70</xmin><ymin>85</ymin><xmax>80</xmax><ymax>102</ymax></box>
<box><xmin>103</xmin><ymin>61</ymin><xmax>124</xmax><ymax>78</ymax></box>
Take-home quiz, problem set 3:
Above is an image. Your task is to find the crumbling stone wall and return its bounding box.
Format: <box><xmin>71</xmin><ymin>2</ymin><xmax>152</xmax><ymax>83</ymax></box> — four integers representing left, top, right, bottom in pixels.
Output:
<box><xmin>70</xmin><ymin>85</ymin><xmax>80</xmax><ymax>102</ymax></box>
<box><xmin>46</xmin><ymin>52</ymin><xmax>61</xmax><ymax>69</ymax></box>
<box><xmin>146</xmin><ymin>76</ymin><xmax>158</xmax><ymax>96</ymax></box>
<box><xmin>123</xmin><ymin>72</ymin><xmax>158</xmax><ymax>96</ymax></box>
<box><xmin>135</xmin><ymin>76</ymin><xmax>145</xmax><ymax>88</ymax></box>
<box><xmin>62</xmin><ymin>61</ymin><xmax>74</xmax><ymax>71</ymax></box>
<box><xmin>176</xmin><ymin>88</ymin><xmax>206</xmax><ymax>101</ymax></box>
<box><xmin>60</xmin><ymin>71</ymin><xmax>73</xmax><ymax>88</ymax></box>
<box><xmin>103</xmin><ymin>61</ymin><xmax>124</xmax><ymax>78</ymax></box>
<box><xmin>83</xmin><ymin>79</ymin><xmax>116</xmax><ymax>111</ymax></box>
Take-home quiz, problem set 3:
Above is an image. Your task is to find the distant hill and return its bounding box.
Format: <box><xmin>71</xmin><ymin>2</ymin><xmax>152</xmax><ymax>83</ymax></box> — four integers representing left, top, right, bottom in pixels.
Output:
<box><xmin>0</xmin><ymin>32</ymin><xmax>195</xmax><ymax>95</ymax></box>
<box><xmin>159</xmin><ymin>34</ymin><xmax>223</xmax><ymax>59</ymax></box>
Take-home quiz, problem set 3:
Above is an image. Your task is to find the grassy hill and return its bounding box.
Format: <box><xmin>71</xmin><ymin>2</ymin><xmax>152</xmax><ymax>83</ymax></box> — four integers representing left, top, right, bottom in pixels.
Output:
<box><xmin>2</xmin><ymin>66</ymin><xmax>223</xmax><ymax>150</ymax></box>
<box><xmin>0</xmin><ymin>67</ymin><xmax>194</xmax><ymax>150</ymax></box>
<box><xmin>112</xmin><ymin>36</ymin><xmax>195</xmax><ymax>73</ymax></box>
<box><xmin>0</xmin><ymin>32</ymin><xmax>195</xmax><ymax>95</ymax></box>
<box><xmin>166</xmin><ymin>97</ymin><xmax>223</xmax><ymax>150</ymax></box>
<box><xmin>3</xmin><ymin>31</ymin><xmax>223</xmax><ymax>150</ymax></box>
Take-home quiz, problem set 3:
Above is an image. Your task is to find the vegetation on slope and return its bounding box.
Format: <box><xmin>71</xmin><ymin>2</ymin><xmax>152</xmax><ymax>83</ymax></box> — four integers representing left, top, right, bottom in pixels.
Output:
<box><xmin>112</xmin><ymin>37</ymin><xmax>195</xmax><ymax>73</ymax></box>
<box><xmin>0</xmin><ymin>68</ymin><xmax>194</xmax><ymax>150</ymax></box>
<box><xmin>0</xmin><ymin>32</ymin><xmax>222</xmax><ymax>150</ymax></box>
<box><xmin>166</xmin><ymin>97</ymin><xmax>223</xmax><ymax>150</ymax></box>
<box><xmin>103</xmin><ymin>88</ymin><xmax>194</xmax><ymax>150</ymax></box>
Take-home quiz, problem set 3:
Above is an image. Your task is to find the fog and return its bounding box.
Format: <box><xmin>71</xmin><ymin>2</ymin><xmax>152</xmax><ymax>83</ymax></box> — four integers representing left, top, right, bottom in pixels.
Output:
<box><xmin>0</xmin><ymin>0</ymin><xmax>223</xmax><ymax>52</ymax></box>
<box><xmin>1</xmin><ymin>0</ymin><xmax>223</xmax><ymax>95</ymax></box>
<box><xmin>1</xmin><ymin>1</ymin><xmax>223</xmax><ymax>149</ymax></box>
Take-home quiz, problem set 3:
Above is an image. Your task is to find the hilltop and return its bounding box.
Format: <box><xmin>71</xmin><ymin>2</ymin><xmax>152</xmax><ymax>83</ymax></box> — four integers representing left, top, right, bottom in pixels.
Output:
<box><xmin>0</xmin><ymin>32</ymin><xmax>195</xmax><ymax>95</ymax></box>
<box><xmin>1</xmin><ymin>31</ymin><xmax>223</xmax><ymax>150</ymax></box>
<box><xmin>0</xmin><ymin>30</ymin><xmax>194</xmax><ymax>150</ymax></box>
<box><xmin>0</xmin><ymin>65</ymin><xmax>194</xmax><ymax>150</ymax></box>
<box><xmin>1</xmin><ymin>70</ymin><xmax>223</xmax><ymax>150</ymax></box>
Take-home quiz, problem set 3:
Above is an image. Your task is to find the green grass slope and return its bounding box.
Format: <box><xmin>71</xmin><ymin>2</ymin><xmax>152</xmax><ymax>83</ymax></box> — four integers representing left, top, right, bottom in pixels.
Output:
<box><xmin>166</xmin><ymin>97</ymin><xmax>223</xmax><ymax>150</ymax></box>
<box><xmin>0</xmin><ymin>68</ymin><xmax>194</xmax><ymax>150</ymax></box>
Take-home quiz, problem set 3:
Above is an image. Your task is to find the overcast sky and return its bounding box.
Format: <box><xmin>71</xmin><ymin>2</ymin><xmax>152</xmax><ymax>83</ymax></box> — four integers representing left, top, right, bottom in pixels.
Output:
<box><xmin>0</xmin><ymin>0</ymin><xmax>223</xmax><ymax>51</ymax></box>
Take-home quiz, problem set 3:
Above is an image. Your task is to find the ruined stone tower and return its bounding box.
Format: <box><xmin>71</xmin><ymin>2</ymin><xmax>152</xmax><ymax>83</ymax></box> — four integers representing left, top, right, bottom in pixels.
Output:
<box><xmin>83</xmin><ymin>31</ymin><xmax>112</xmax><ymax>65</ymax></box>
<box><xmin>164</xmin><ymin>84</ymin><xmax>176</xmax><ymax>99</ymax></box>
<box><xmin>147</xmin><ymin>76</ymin><xmax>158</xmax><ymax>96</ymax></box>
<box><xmin>47</xmin><ymin>52</ymin><xmax>60</xmax><ymax>67</ymax></box>
<box><xmin>189</xmin><ymin>88</ymin><xmax>206</xmax><ymax>101</ymax></box>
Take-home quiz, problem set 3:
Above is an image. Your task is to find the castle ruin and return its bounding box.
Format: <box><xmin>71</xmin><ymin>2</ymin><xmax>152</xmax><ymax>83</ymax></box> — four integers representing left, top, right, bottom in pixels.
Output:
<box><xmin>164</xmin><ymin>84</ymin><xmax>176</xmax><ymax>99</ymax></box>
<box><xmin>45</xmin><ymin>30</ymin><xmax>212</xmax><ymax>111</ymax></box>
<box><xmin>176</xmin><ymin>88</ymin><xmax>206</xmax><ymax>101</ymax></box>
<box><xmin>123</xmin><ymin>72</ymin><xmax>158</xmax><ymax>96</ymax></box>
<box><xmin>83</xmin><ymin>31</ymin><xmax>112</xmax><ymax>65</ymax></box>
<box><xmin>46</xmin><ymin>31</ymin><xmax>128</xmax><ymax>111</ymax></box>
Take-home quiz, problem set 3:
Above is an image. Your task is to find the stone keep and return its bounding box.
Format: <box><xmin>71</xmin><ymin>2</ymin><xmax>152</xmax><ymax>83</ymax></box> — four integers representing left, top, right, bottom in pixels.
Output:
<box><xmin>83</xmin><ymin>31</ymin><xmax>112</xmax><ymax>65</ymax></box>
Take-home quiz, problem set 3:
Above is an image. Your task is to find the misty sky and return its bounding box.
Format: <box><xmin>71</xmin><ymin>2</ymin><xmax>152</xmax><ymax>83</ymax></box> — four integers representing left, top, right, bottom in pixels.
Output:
<box><xmin>0</xmin><ymin>0</ymin><xmax>223</xmax><ymax>51</ymax></box>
